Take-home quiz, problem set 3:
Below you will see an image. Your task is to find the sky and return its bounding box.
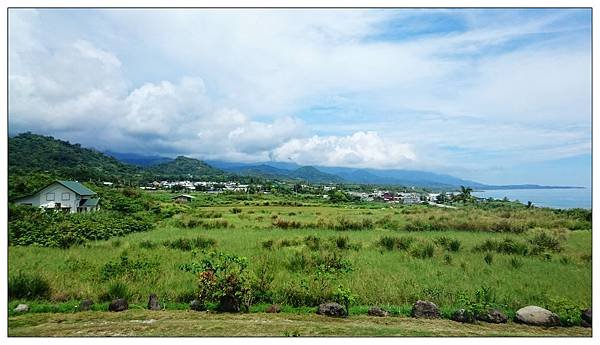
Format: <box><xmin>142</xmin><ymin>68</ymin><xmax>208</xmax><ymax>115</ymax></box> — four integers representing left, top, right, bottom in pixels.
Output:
<box><xmin>8</xmin><ymin>8</ymin><xmax>592</xmax><ymax>186</ymax></box>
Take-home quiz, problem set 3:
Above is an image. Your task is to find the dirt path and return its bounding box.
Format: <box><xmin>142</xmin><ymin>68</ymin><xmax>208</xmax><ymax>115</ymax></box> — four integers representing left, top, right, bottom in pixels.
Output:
<box><xmin>8</xmin><ymin>310</ymin><xmax>592</xmax><ymax>337</ymax></box>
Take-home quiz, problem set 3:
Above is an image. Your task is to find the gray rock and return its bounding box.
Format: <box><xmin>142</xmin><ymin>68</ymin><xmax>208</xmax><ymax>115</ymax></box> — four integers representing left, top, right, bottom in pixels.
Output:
<box><xmin>367</xmin><ymin>306</ymin><xmax>389</xmax><ymax>317</ymax></box>
<box><xmin>79</xmin><ymin>299</ymin><xmax>93</xmax><ymax>311</ymax></box>
<box><xmin>109</xmin><ymin>298</ymin><xmax>128</xmax><ymax>312</ymax></box>
<box><xmin>265</xmin><ymin>304</ymin><xmax>282</xmax><ymax>313</ymax></box>
<box><xmin>515</xmin><ymin>306</ymin><xmax>560</xmax><ymax>326</ymax></box>
<box><xmin>451</xmin><ymin>309</ymin><xmax>474</xmax><ymax>323</ymax></box>
<box><xmin>477</xmin><ymin>309</ymin><xmax>508</xmax><ymax>324</ymax></box>
<box><xmin>317</xmin><ymin>302</ymin><xmax>347</xmax><ymax>318</ymax></box>
<box><xmin>411</xmin><ymin>300</ymin><xmax>440</xmax><ymax>319</ymax></box>
<box><xmin>14</xmin><ymin>304</ymin><xmax>29</xmax><ymax>313</ymax></box>
<box><xmin>190</xmin><ymin>299</ymin><xmax>204</xmax><ymax>311</ymax></box>
<box><xmin>148</xmin><ymin>293</ymin><xmax>160</xmax><ymax>310</ymax></box>
<box><xmin>581</xmin><ymin>308</ymin><xmax>591</xmax><ymax>327</ymax></box>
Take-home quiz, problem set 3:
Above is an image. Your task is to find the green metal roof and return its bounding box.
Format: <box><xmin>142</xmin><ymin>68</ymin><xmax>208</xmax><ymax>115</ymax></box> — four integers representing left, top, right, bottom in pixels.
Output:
<box><xmin>57</xmin><ymin>181</ymin><xmax>97</xmax><ymax>196</ymax></box>
<box><xmin>82</xmin><ymin>198</ymin><xmax>100</xmax><ymax>206</ymax></box>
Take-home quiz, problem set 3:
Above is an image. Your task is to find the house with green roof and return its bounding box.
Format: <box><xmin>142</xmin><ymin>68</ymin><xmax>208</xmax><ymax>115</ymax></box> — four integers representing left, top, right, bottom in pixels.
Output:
<box><xmin>14</xmin><ymin>180</ymin><xmax>100</xmax><ymax>213</ymax></box>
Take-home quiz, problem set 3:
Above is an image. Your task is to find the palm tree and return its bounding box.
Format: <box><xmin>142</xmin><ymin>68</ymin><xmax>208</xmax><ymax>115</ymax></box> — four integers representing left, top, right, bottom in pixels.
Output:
<box><xmin>457</xmin><ymin>185</ymin><xmax>473</xmax><ymax>203</ymax></box>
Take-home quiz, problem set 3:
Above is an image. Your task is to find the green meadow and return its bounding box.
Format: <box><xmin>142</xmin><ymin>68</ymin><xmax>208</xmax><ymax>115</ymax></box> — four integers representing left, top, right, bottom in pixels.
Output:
<box><xmin>8</xmin><ymin>191</ymin><xmax>592</xmax><ymax>332</ymax></box>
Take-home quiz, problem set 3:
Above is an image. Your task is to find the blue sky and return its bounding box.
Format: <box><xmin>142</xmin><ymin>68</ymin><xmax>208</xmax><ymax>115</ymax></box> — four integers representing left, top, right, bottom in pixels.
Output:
<box><xmin>8</xmin><ymin>9</ymin><xmax>591</xmax><ymax>186</ymax></box>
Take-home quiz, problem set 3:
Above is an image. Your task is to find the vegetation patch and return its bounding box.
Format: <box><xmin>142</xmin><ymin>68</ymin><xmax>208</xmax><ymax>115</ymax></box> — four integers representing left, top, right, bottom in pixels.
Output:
<box><xmin>162</xmin><ymin>237</ymin><xmax>217</xmax><ymax>251</ymax></box>
<box><xmin>9</xmin><ymin>271</ymin><xmax>51</xmax><ymax>300</ymax></box>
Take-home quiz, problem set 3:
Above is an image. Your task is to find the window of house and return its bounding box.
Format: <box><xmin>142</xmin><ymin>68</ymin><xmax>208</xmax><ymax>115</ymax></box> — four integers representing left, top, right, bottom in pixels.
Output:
<box><xmin>62</xmin><ymin>193</ymin><xmax>70</xmax><ymax>201</ymax></box>
<box><xmin>46</xmin><ymin>193</ymin><xmax>55</xmax><ymax>201</ymax></box>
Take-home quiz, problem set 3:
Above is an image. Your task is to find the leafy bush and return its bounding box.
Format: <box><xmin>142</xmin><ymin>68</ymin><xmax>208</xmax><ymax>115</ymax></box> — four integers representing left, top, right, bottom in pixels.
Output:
<box><xmin>332</xmin><ymin>286</ymin><xmax>357</xmax><ymax>314</ymax></box>
<box><xmin>8</xmin><ymin>271</ymin><xmax>51</xmax><ymax>300</ymax></box>
<box><xmin>194</xmin><ymin>251</ymin><xmax>253</xmax><ymax>312</ymax></box>
<box><xmin>546</xmin><ymin>298</ymin><xmax>583</xmax><ymax>326</ymax></box>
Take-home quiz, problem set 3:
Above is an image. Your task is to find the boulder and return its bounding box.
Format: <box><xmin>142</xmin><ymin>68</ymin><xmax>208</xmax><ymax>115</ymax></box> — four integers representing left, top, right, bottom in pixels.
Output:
<box><xmin>451</xmin><ymin>309</ymin><xmax>474</xmax><ymax>323</ymax></box>
<box><xmin>367</xmin><ymin>306</ymin><xmax>389</xmax><ymax>317</ymax></box>
<box><xmin>148</xmin><ymin>294</ymin><xmax>160</xmax><ymax>311</ymax></box>
<box><xmin>477</xmin><ymin>309</ymin><xmax>508</xmax><ymax>324</ymax></box>
<box><xmin>411</xmin><ymin>300</ymin><xmax>440</xmax><ymax>319</ymax></box>
<box><xmin>109</xmin><ymin>298</ymin><xmax>128</xmax><ymax>312</ymax></box>
<box><xmin>515</xmin><ymin>306</ymin><xmax>560</xmax><ymax>326</ymax></box>
<box><xmin>190</xmin><ymin>300</ymin><xmax>204</xmax><ymax>311</ymax></box>
<box><xmin>265</xmin><ymin>304</ymin><xmax>282</xmax><ymax>313</ymax></box>
<box><xmin>14</xmin><ymin>304</ymin><xmax>29</xmax><ymax>313</ymax></box>
<box><xmin>316</xmin><ymin>302</ymin><xmax>347</xmax><ymax>318</ymax></box>
<box><xmin>218</xmin><ymin>295</ymin><xmax>240</xmax><ymax>312</ymax></box>
<box><xmin>581</xmin><ymin>308</ymin><xmax>592</xmax><ymax>328</ymax></box>
<box><xmin>79</xmin><ymin>299</ymin><xmax>93</xmax><ymax>311</ymax></box>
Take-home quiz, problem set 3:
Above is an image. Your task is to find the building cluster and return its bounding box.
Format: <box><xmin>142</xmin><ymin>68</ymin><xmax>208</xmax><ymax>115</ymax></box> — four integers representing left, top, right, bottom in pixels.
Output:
<box><xmin>141</xmin><ymin>180</ymin><xmax>254</xmax><ymax>192</ymax></box>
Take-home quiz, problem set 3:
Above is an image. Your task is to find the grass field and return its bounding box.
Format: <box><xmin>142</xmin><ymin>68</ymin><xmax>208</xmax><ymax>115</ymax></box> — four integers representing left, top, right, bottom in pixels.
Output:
<box><xmin>8</xmin><ymin>310</ymin><xmax>592</xmax><ymax>337</ymax></box>
<box><xmin>8</xmin><ymin>192</ymin><xmax>593</xmax><ymax>335</ymax></box>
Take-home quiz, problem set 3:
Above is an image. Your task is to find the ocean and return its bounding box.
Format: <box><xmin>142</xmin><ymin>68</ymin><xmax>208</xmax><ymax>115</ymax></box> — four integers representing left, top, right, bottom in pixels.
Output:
<box><xmin>472</xmin><ymin>188</ymin><xmax>592</xmax><ymax>210</ymax></box>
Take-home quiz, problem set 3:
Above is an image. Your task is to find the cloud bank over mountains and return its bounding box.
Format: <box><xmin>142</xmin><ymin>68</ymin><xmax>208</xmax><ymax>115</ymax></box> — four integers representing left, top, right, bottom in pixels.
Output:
<box><xmin>8</xmin><ymin>9</ymin><xmax>591</xmax><ymax>183</ymax></box>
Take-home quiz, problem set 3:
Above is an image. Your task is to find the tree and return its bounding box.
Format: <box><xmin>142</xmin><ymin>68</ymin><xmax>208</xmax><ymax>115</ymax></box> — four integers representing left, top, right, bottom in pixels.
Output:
<box><xmin>455</xmin><ymin>186</ymin><xmax>474</xmax><ymax>203</ymax></box>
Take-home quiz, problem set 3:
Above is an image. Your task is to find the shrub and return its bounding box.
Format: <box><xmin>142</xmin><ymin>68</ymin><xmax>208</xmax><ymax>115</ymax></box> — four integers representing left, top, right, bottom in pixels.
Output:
<box><xmin>194</xmin><ymin>251</ymin><xmax>252</xmax><ymax>312</ymax></box>
<box><xmin>546</xmin><ymin>298</ymin><xmax>583</xmax><ymax>326</ymax></box>
<box><xmin>509</xmin><ymin>256</ymin><xmax>523</xmax><ymax>269</ymax></box>
<box><xmin>411</xmin><ymin>242</ymin><xmax>435</xmax><ymax>259</ymax></box>
<box><xmin>435</xmin><ymin>236</ymin><xmax>461</xmax><ymax>252</ymax></box>
<box><xmin>99</xmin><ymin>281</ymin><xmax>130</xmax><ymax>302</ymax></box>
<box><xmin>484</xmin><ymin>252</ymin><xmax>493</xmax><ymax>265</ymax></box>
<box><xmin>272</xmin><ymin>218</ymin><xmax>303</xmax><ymax>229</ymax></box>
<box><xmin>332</xmin><ymin>286</ymin><xmax>357</xmax><ymax>314</ymax></box>
<box><xmin>100</xmin><ymin>254</ymin><xmax>159</xmax><ymax>281</ymax></box>
<box><xmin>163</xmin><ymin>237</ymin><xmax>216</xmax><ymax>251</ymax></box>
<box><xmin>139</xmin><ymin>240</ymin><xmax>157</xmax><ymax>249</ymax></box>
<box><xmin>473</xmin><ymin>238</ymin><xmax>529</xmax><ymax>256</ymax></box>
<box><xmin>287</xmin><ymin>250</ymin><xmax>311</xmax><ymax>272</ymax></box>
<box><xmin>334</xmin><ymin>236</ymin><xmax>349</xmax><ymax>250</ymax></box>
<box><xmin>378</xmin><ymin>236</ymin><xmax>415</xmax><ymax>251</ymax></box>
<box><xmin>529</xmin><ymin>232</ymin><xmax>562</xmax><ymax>253</ymax></box>
<box><xmin>443</xmin><ymin>253</ymin><xmax>453</xmax><ymax>265</ymax></box>
<box><xmin>304</xmin><ymin>235</ymin><xmax>321</xmax><ymax>251</ymax></box>
<box><xmin>261</xmin><ymin>240</ymin><xmax>274</xmax><ymax>250</ymax></box>
<box><xmin>8</xmin><ymin>271</ymin><xmax>51</xmax><ymax>300</ymax></box>
<box><xmin>230</xmin><ymin>208</ymin><xmax>243</xmax><ymax>214</ymax></box>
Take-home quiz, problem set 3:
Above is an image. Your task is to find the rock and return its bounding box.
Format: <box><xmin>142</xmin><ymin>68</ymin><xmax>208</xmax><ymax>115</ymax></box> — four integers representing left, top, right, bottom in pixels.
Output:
<box><xmin>190</xmin><ymin>300</ymin><xmax>204</xmax><ymax>311</ymax></box>
<box><xmin>411</xmin><ymin>300</ymin><xmax>440</xmax><ymax>319</ymax></box>
<box><xmin>218</xmin><ymin>295</ymin><xmax>240</xmax><ymax>312</ymax></box>
<box><xmin>477</xmin><ymin>309</ymin><xmax>508</xmax><ymax>324</ymax></box>
<box><xmin>316</xmin><ymin>302</ymin><xmax>347</xmax><ymax>318</ymax></box>
<box><xmin>515</xmin><ymin>306</ymin><xmax>560</xmax><ymax>326</ymax></box>
<box><xmin>367</xmin><ymin>306</ymin><xmax>389</xmax><ymax>317</ymax></box>
<box><xmin>265</xmin><ymin>304</ymin><xmax>282</xmax><ymax>313</ymax></box>
<box><xmin>79</xmin><ymin>299</ymin><xmax>93</xmax><ymax>311</ymax></box>
<box><xmin>451</xmin><ymin>309</ymin><xmax>474</xmax><ymax>323</ymax></box>
<box><xmin>108</xmin><ymin>298</ymin><xmax>128</xmax><ymax>312</ymax></box>
<box><xmin>148</xmin><ymin>293</ymin><xmax>160</xmax><ymax>310</ymax></box>
<box><xmin>581</xmin><ymin>308</ymin><xmax>592</xmax><ymax>327</ymax></box>
<box><xmin>14</xmin><ymin>304</ymin><xmax>29</xmax><ymax>313</ymax></box>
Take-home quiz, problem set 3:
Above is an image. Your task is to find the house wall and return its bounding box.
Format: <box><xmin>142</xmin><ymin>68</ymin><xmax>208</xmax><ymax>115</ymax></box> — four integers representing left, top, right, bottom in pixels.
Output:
<box><xmin>15</xmin><ymin>183</ymin><xmax>80</xmax><ymax>213</ymax></box>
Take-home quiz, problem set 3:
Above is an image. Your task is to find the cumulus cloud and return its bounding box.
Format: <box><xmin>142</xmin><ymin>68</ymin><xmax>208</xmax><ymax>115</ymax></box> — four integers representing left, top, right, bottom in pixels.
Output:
<box><xmin>7</xmin><ymin>9</ymin><xmax>591</xmax><ymax>178</ymax></box>
<box><xmin>271</xmin><ymin>131</ymin><xmax>415</xmax><ymax>168</ymax></box>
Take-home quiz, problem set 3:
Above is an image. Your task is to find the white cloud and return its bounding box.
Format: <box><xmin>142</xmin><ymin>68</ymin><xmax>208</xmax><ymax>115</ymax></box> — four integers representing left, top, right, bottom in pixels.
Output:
<box><xmin>272</xmin><ymin>131</ymin><xmax>415</xmax><ymax>168</ymax></box>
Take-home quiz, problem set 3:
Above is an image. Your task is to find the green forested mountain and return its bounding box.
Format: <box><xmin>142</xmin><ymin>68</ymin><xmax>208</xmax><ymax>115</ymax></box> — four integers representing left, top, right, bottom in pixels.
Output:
<box><xmin>143</xmin><ymin>156</ymin><xmax>228</xmax><ymax>181</ymax></box>
<box><xmin>7</xmin><ymin>133</ymin><xmax>230</xmax><ymax>199</ymax></box>
<box><xmin>9</xmin><ymin>132</ymin><xmax>138</xmax><ymax>180</ymax></box>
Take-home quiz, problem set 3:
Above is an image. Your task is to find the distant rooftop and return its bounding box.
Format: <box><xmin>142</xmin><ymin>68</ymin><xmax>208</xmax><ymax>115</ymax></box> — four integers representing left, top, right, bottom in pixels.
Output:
<box><xmin>57</xmin><ymin>180</ymin><xmax>97</xmax><ymax>196</ymax></box>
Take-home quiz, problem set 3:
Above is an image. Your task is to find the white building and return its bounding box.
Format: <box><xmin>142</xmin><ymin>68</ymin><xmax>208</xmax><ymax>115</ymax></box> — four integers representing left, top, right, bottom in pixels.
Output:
<box><xmin>13</xmin><ymin>180</ymin><xmax>100</xmax><ymax>213</ymax></box>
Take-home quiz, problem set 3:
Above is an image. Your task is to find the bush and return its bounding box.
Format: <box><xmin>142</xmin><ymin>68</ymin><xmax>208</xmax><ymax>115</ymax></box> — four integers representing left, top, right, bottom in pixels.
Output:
<box><xmin>378</xmin><ymin>236</ymin><xmax>415</xmax><ymax>251</ymax></box>
<box><xmin>100</xmin><ymin>254</ymin><xmax>159</xmax><ymax>281</ymax></box>
<box><xmin>484</xmin><ymin>252</ymin><xmax>493</xmax><ymax>265</ymax></box>
<box><xmin>8</xmin><ymin>271</ymin><xmax>51</xmax><ymax>300</ymax></box>
<box><xmin>304</xmin><ymin>235</ymin><xmax>321</xmax><ymax>250</ymax></box>
<box><xmin>272</xmin><ymin>218</ymin><xmax>303</xmax><ymax>229</ymax></box>
<box><xmin>509</xmin><ymin>256</ymin><xmax>523</xmax><ymax>269</ymax></box>
<box><xmin>261</xmin><ymin>240</ymin><xmax>274</xmax><ymax>250</ymax></box>
<box><xmin>230</xmin><ymin>208</ymin><xmax>243</xmax><ymax>214</ymax></box>
<box><xmin>99</xmin><ymin>281</ymin><xmax>130</xmax><ymax>302</ymax></box>
<box><xmin>473</xmin><ymin>238</ymin><xmax>529</xmax><ymax>256</ymax></box>
<box><xmin>411</xmin><ymin>242</ymin><xmax>435</xmax><ymax>259</ymax></box>
<box><xmin>529</xmin><ymin>232</ymin><xmax>562</xmax><ymax>253</ymax></box>
<box><xmin>163</xmin><ymin>237</ymin><xmax>216</xmax><ymax>251</ymax></box>
<box><xmin>139</xmin><ymin>240</ymin><xmax>157</xmax><ymax>249</ymax></box>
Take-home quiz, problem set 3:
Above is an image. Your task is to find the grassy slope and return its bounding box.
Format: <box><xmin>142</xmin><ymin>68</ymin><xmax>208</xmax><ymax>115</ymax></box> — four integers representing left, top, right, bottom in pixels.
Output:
<box><xmin>8</xmin><ymin>310</ymin><xmax>592</xmax><ymax>337</ymax></box>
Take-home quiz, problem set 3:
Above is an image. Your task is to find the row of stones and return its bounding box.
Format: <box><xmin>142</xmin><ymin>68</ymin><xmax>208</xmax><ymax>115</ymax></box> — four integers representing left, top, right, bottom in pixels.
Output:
<box><xmin>12</xmin><ymin>297</ymin><xmax>592</xmax><ymax>328</ymax></box>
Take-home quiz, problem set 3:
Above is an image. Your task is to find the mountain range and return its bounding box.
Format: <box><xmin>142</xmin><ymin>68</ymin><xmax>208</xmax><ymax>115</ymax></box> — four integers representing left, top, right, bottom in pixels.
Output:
<box><xmin>9</xmin><ymin>132</ymin><xmax>580</xmax><ymax>190</ymax></box>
